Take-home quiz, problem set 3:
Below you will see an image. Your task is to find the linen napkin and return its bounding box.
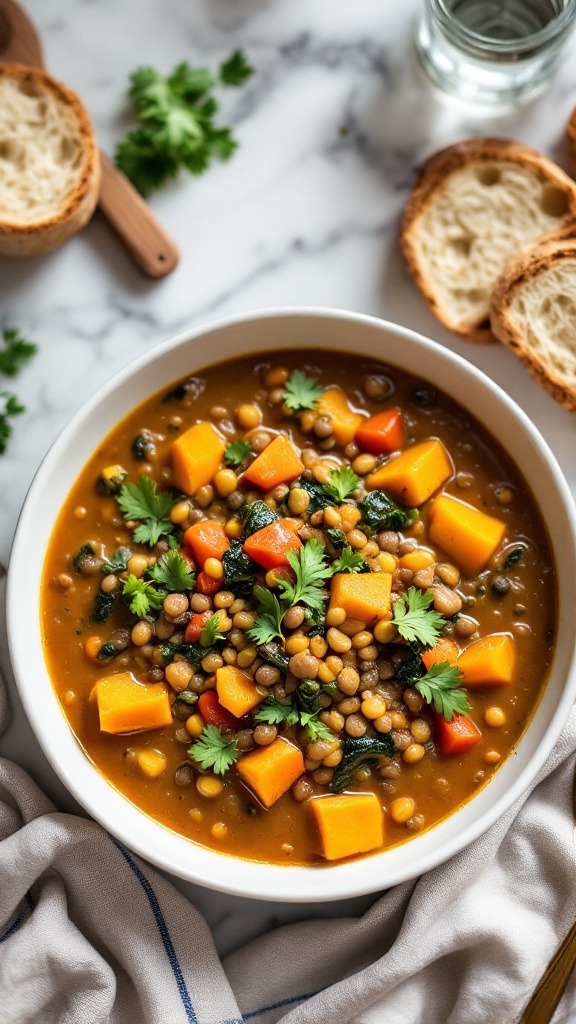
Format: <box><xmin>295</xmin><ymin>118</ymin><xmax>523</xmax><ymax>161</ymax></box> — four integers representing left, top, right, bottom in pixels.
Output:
<box><xmin>1</xmin><ymin>649</ymin><xmax>576</xmax><ymax>1024</ymax></box>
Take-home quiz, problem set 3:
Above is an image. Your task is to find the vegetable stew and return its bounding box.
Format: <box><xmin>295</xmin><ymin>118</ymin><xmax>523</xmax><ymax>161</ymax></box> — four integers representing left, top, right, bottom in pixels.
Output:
<box><xmin>41</xmin><ymin>351</ymin><xmax>556</xmax><ymax>865</ymax></box>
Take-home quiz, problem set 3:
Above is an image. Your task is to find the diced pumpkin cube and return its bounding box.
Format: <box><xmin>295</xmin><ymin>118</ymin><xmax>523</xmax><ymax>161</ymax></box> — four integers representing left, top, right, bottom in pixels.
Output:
<box><xmin>457</xmin><ymin>634</ymin><xmax>516</xmax><ymax>686</ymax></box>
<box><xmin>237</xmin><ymin>738</ymin><xmax>305</xmax><ymax>808</ymax></box>
<box><xmin>216</xmin><ymin>665</ymin><xmax>265</xmax><ymax>718</ymax></box>
<box><xmin>329</xmin><ymin>572</ymin><xmax>392</xmax><ymax>625</ymax></box>
<box><xmin>365</xmin><ymin>439</ymin><xmax>452</xmax><ymax>506</ymax></box>
<box><xmin>170</xmin><ymin>421</ymin><xmax>225</xmax><ymax>496</ymax></box>
<box><xmin>309</xmin><ymin>793</ymin><xmax>384</xmax><ymax>861</ymax></box>
<box><xmin>242</xmin><ymin>518</ymin><xmax>302</xmax><ymax>570</ymax></box>
<box><xmin>183</xmin><ymin>520</ymin><xmax>230</xmax><ymax>569</ymax></box>
<box><xmin>429</xmin><ymin>493</ymin><xmax>506</xmax><ymax>576</ymax></box>
<box><xmin>316</xmin><ymin>387</ymin><xmax>367</xmax><ymax>446</ymax></box>
<box><xmin>421</xmin><ymin>636</ymin><xmax>459</xmax><ymax>671</ymax></box>
<box><xmin>91</xmin><ymin>672</ymin><xmax>172</xmax><ymax>734</ymax></box>
<box><xmin>242</xmin><ymin>434</ymin><xmax>304</xmax><ymax>491</ymax></box>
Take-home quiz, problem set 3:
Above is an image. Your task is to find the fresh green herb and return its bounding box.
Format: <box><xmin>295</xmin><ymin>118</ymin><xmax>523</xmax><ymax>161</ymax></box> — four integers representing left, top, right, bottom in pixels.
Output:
<box><xmin>392</xmin><ymin>587</ymin><xmax>445</xmax><ymax>648</ymax></box>
<box><xmin>123</xmin><ymin>574</ymin><xmax>165</xmax><ymax>618</ymax></box>
<box><xmin>300</xmin><ymin>713</ymin><xmax>333</xmax><ymax>742</ymax></box>
<box><xmin>93</xmin><ymin>591</ymin><xmax>115</xmax><ymax>623</ymax></box>
<box><xmin>115</xmin><ymin>53</ymin><xmax>254</xmax><ymax>196</ymax></box>
<box><xmin>330</xmin><ymin>735</ymin><xmax>396</xmax><ymax>792</ymax></box>
<box><xmin>294</xmin><ymin>477</ymin><xmax>333</xmax><ymax>514</ymax></box>
<box><xmin>321</xmin><ymin>681</ymin><xmax>340</xmax><ymax>699</ymax></box>
<box><xmin>247</xmin><ymin>587</ymin><xmax>286</xmax><ymax>645</ymax></box>
<box><xmin>359</xmin><ymin>490</ymin><xmax>418</xmax><ymax>534</ymax></box>
<box><xmin>0</xmin><ymin>392</ymin><xmax>25</xmax><ymax>455</ymax></box>
<box><xmin>221</xmin><ymin>540</ymin><xmax>258</xmax><ymax>598</ymax></box>
<box><xmin>224</xmin><ymin>439</ymin><xmax>251</xmax><ymax>466</ymax></box>
<box><xmin>101</xmin><ymin>547</ymin><xmax>131</xmax><ymax>576</ymax></box>
<box><xmin>147</xmin><ymin>549</ymin><xmax>195</xmax><ymax>591</ymax></box>
<box><xmin>415</xmin><ymin>662</ymin><xmax>471</xmax><ymax>721</ymax></box>
<box><xmin>504</xmin><ymin>547</ymin><xmax>523</xmax><ymax>569</ymax></box>
<box><xmin>73</xmin><ymin>544</ymin><xmax>96</xmax><ymax>573</ymax></box>
<box><xmin>304</xmin><ymin>604</ymin><xmax>326</xmax><ymax>637</ymax></box>
<box><xmin>189</xmin><ymin>725</ymin><xmax>239</xmax><ymax>776</ymax></box>
<box><xmin>239</xmin><ymin>500</ymin><xmax>277</xmax><ymax>537</ymax></box>
<box><xmin>162</xmin><ymin>641</ymin><xmax>205</xmax><ymax>667</ymax></box>
<box><xmin>0</xmin><ymin>328</ymin><xmax>37</xmax><ymax>377</ymax></box>
<box><xmin>395</xmin><ymin>649</ymin><xmax>425</xmax><ymax>687</ymax></box>
<box><xmin>326</xmin><ymin>528</ymin><xmax>347</xmax><ymax>551</ymax></box>
<box><xmin>278</xmin><ymin>539</ymin><xmax>333</xmax><ymax>613</ymax></box>
<box><xmin>331</xmin><ymin>545</ymin><xmax>367</xmax><ymax>574</ymax></box>
<box><xmin>283</xmin><ymin>369</ymin><xmax>323</xmax><ymax>412</ymax></box>
<box><xmin>131</xmin><ymin>432</ymin><xmax>155</xmax><ymax>462</ymax></box>
<box><xmin>255</xmin><ymin>695</ymin><xmax>332</xmax><ymax>740</ymax></box>
<box><xmin>116</xmin><ymin>475</ymin><xmax>175</xmax><ymax>546</ymax></box>
<box><xmin>200</xmin><ymin>612</ymin><xmax>225</xmax><ymax>648</ymax></box>
<box><xmin>323</xmin><ymin>467</ymin><xmax>359</xmax><ymax>503</ymax></box>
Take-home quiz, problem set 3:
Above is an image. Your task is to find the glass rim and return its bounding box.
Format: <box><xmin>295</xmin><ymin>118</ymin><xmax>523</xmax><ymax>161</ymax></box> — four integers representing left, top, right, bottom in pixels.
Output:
<box><xmin>431</xmin><ymin>0</ymin><xmax>576</xmax><ymax>53</ymax></box>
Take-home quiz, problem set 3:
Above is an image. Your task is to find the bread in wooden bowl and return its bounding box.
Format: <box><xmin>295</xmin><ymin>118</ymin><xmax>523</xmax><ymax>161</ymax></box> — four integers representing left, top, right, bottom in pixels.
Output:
<box><xmin>490</xmin><ymin>238</ymin><xmax>576</xmax><ymax>411</ymax></box>
<box><xmin>401</xmin><ymin>138</ymin><xmax>576</xmax><ymax>343</ymax></box>
<box><xmin>0</xmin><ymin>62</ymin><xmax>100</xmax><ymax>257</ymax></box>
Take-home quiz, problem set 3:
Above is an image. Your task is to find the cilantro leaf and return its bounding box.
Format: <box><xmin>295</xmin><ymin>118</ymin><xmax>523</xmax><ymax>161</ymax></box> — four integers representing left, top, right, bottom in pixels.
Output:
<box><xmin>299</xmin><ymin>712</ymin><xmax>334</xmax><ymax>742</ymax></box>
<box><xmin>0</xmin><ymin>391</ymin><xmax>25</xmax><ymax>455</ymax></box>
<box><xmin>415</xmin><ymin>662</ymin><xmax>471</xmax><ymax>721</ymax></box>
<box><xmin>323</xmin><ymin>467</ymin><xmax>359</xmax><ymax>503</ymax></box>
<box><xmin>0</xmin><ymin>328</ymin><xmax>37</xmax><ymax>377</ymax></box>
<box><xmin>123</xmin><ymin>574</ymin><xmax>165</xmax><ymax>618</ymax></box>
<box><xmin>279</xmin><ymin>539</ymin><xmax>333</xmax><ymax>613</ymax></box>
<box><xmin>219</xmin><ymin>50</ymin><xmax>254</xmax><ymax>86</ymax></box>
<box><xmin>283</xmin><ymin>369</ymin><xmax>323</xmax><ymax>412</ymax></box>
<box><xmin>148</xmin><ymin>549</ymin><xmax>195</xmax><ymax>592</ymax></box>
<box><xmin>247</xmin><ymin>587</ymin><xmax>286</xmax><ymax>645</ymax></box>
<box><xmin>224</xmin><ymin>439</ymin><xmax>251</xmax><ymax>466</ymax></box>
<box><xmin>200</xmin><ymin>612</ymin><xmax>225</xmax><ymax>648</ymax></box>
<box><xmin>332</xmin><ymin>545</ymin><xmax>366</xmax><ymax>574</ymax></box>
<box><xmin>117</xmin><ymin>476</ymin><xmax>175</xmax><ymax>547</ymax></box>
<box><xmin>189</xmin><ymin>725</ymin><xmax>239</xmax><ymax>775</ymax></box>
<box><xmin>254</xmin><ymin>697</ymin><xmax>299</xmax><ymax>728</ymax></box>
<box><xmin>101</xmin><ymin>547</ymin><xmax>131</xmax><ymax>575</ymax></box>
<box><xmin>392</xmin><ymin>587</ymin><xmax>445</xmax><ymax>648</ymax></box>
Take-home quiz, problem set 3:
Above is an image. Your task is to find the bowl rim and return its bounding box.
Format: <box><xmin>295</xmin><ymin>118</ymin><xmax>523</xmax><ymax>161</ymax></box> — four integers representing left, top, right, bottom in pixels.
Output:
<box><xmin>7</xmin><ymin>305</ymin><xmax>576</xmax><ymax>902</ymax></box>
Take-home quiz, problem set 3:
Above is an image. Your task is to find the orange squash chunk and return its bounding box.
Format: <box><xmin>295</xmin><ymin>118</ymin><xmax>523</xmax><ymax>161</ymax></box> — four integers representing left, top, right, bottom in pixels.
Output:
<box><xmin>91</xmin><ymin>672</ymin><xmax>172</xmax><ymax>734</ymax></box>
<box><xmin>316</xmin><ymin>387</ymin><xmax>366</xmax><ymax>446</ymax></box>
<box><xmin>184</xmin><ymin>520</ymin><xmax>230</xmax><ymax>569</ymax></box>
<box><xmin>309</xmin><ymin>793</ymin><xmax>384</xmax><ymax>861</ymax></box>
<box><xmin>429</xmin><ymin>493</ymin><xmax>506</xmax><ymax>576</ymax></box>
<box><xmin>365</xmin><ymin>439</ymin><xmax>452</xmax><ymax>506</ymax></box>
<box><xmin>457</xmin><ymin>634</ymin><xmax>516</xmax><ymax>686</ymax></box>
<box><xmin>329</xmin><ymin>572</ymin><xmax>392</xmax><ymax>625</ymax></box>
<box><xmin>171</xmin><ymin>421</ymin><xmax>225</xmax><ymax>496</ymax></box>
<box><xmin>421</xmin><ymin>636</ymin><xmax>459</xmax><ymax>671</ymax></box>
<box><xmin>216</xmin><ymin>665</ymin><xmax>265</xmax><ymax>718</ymax></box>
<box><xmin>237</xmin><ymin>738</ymin><xmax>305</xmax><ymax>808</ymax></box>
<box><xmin>242</xmin><ymin>434</ymin><xmax>304</xmax><ymax>490</ymax></box>
<box><xmin>243</xmin><ymin>518</ymin><xmax>302</xmax><ymax>570</ymax></box>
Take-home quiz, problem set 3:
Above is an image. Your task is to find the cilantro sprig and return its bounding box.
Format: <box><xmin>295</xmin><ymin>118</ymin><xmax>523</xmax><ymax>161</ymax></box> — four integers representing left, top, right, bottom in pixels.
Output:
<box><xmin>247</xmin><ymin>587</ymin><xmax>286</xmax><ymax>645</ymax></box>
<box><xmin>278</xmin><ymin>539</ymin><xmax>333</xmax><ymax>613</ymax></box>
<box><xmin>225</xmin><ymin>439</ymin><xmax>251</xmax><ymax>466</ymax></box>
<box><xmin>283</xmin><ymin>369</ymin><xmax>323</xmax><ymax>412</ymax></box>
<box><xmin>0</xmin><ymin>328</ymin><xmax>37</xmax><ymax>377</ymax></box>
<box><xmin>148</xmin><ymin>549</ymin><xmax>195</xmax><ymax>591</ymax></box>
<box><xmin>200</xmin><ymin>613</ymin><xmax>226</xmax><ymax>648</ymax></box>
<box><xmin>116</xmin><ymin>475</ymin><xmax>176</xmax><ymax>546</ymax></box>
<box><xmin>0</xmin><ymin>393</ymin><xmax>25</xmax><ymax>455</ymax></box>
<box><xmin>189</xmin><ymin>725</ymin><xmax>239</xmax><ymax>776</ymax></box>
<box><xmin>331</xmin><ymin>545</ymin><xmax>366</xmax><ymax>574</ymax></box>
<box><xmin>123</xmin><ymin>574</ymin><xmax>165</xmax><ymax>618</ymax></box>
<box><xmin>392</xmin><ymin>587</ymin><xmax>445</xmax><ymax>648</ymax></box>
<box><xmin>323</xmin><ymin>467</ymin><xmax>359</xmax><ymax>503</ymax></box>
<box><xmin>415</xmin><ymin>662</ymin><xmax>471</xmax><ymax>721</ymax></box>
<box><xmin>255</xmin><ymin>696</ymin><xmax>333</xmax><ymax>741</ymax></box>
<box><xmin>115</xmin><ymin>53</ymin><xmax>254</xmax><ymax>196</ymax></box>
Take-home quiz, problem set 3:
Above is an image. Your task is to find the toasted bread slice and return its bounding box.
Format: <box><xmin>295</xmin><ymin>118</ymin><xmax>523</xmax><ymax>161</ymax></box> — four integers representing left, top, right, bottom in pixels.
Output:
<box><xmin>490</xmin><ymin>238</ymin><xmax>576</xmax><ymax>411</ymax></box>
<box><xmin>0</xmin><ymin>63</ymin><xmax>100</xmax><ymax>257</ymax></box>
<box><xmin>401</xmin><ymin>138</ymin><xmax>576</xmax><ymax>342</ymax></box>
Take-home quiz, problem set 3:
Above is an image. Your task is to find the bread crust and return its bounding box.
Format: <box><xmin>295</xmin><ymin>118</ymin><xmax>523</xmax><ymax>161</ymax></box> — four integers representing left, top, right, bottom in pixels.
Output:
<box><xmin>401</xmin><ymin>137</ymin><xmax>576</xmax><ymax>343</ymax></box>
<box><xmin>0</xmin><ymin>63</ymin><xmax>100</xmax><ymax>257</ymax></box>
<box><xmin>567</xmin><ymin>107</ymin><xmax>576</xmax><ymax>178</ymax></box>
<box><xmin>490</xmin><ymin>238</ymin><xmax>576</xmax><ymax>411</ymax></box>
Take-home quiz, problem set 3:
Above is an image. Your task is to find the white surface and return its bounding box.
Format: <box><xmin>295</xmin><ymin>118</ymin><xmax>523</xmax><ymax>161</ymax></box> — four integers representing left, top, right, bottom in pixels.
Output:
<box><xmin>1</xmin><ymin>0</ymin><xmax>576</xmax><ymax>953</ymax></box>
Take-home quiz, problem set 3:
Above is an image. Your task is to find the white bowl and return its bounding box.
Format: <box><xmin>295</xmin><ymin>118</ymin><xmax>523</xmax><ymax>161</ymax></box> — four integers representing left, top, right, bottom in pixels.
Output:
<box><xmin>7</xmin><ymin>308</ymin><xmax>576</xmax><ymax>902</ymax></box>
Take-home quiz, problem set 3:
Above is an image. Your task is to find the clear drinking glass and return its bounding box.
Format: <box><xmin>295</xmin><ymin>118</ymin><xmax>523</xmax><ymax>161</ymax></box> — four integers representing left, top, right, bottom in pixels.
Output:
<box><xmin>415</xmin><ymin>0</ymin><xmax>576</xmax><ymax>113</ymax></box>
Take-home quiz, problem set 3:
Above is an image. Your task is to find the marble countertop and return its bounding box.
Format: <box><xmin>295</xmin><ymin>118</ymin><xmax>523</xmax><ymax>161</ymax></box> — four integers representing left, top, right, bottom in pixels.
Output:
<box><xmin>1</xmin><ymin>0</ymin><xmax>575</xmax><ymax>957</ymax></box>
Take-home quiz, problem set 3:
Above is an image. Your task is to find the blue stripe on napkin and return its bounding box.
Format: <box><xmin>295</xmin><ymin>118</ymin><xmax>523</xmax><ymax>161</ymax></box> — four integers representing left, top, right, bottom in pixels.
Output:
<box><xmin>244</xmin><ymin>990</ymin><xmax>321</xmax><ymax>1019</ymax></box>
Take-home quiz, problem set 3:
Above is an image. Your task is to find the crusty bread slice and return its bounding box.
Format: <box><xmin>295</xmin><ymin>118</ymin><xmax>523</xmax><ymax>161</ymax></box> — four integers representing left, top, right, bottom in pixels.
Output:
<box><xmin>0</xmin><ymin>63</ymin><xmax>100</xmax><ymax>257</ymax></box>
<box><xmin>401</xmin><ymin>138</ymin><xmax>576</xmax><ymax>343</ymax></box>
<box><xmin>490</xmin><ymin>238</ymin><xmax>576</xmax><ymax>411</ymax></box>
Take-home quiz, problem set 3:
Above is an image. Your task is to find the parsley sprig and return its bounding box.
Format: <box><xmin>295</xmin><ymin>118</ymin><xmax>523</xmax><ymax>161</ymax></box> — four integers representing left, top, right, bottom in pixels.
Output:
<box><xmin>415</xmin><ymin>662</ymin><xmax>471</xmax><ymax>721</ymax></box>
<box><xmin>247</xmin><ymin>588</ymin><xmax>285</xmax><ymax>645</ymax></box>
<box><xmin>0</xmin><ymin>393</ymin><xmax>25</xmax><ymax>455</ymax></box>
<box><xmin>189</xmin><ymin>725</ymin><xmax>239</xmax><ymax>775</ymax></box>
<box><xmin>323</xmin><ymin>467</ymin><xmax>359</xmax><ymax>503</ymax></box>
<box><xmin>283</xmin><ymin>369</ymin><xmax>323</xmax><ymax>412</ymax></box>
<box><xmin>117</xmin><ymin>475</ymin><xmax>176</xmax><ymax>546</ymax></box>
<box><xmin>392</xmin><ymin>587</ymin><xmax>445</xmax><ymax>648</ymax></box>
<box><xmin>255</xmin><ymin>696</ymin><xmax>333</xmax><ymax>741</ymax></box>
<box><xmin>278</xmin><ymin>539</ymin><xmax>333</xmax><ymax>613</ymax></box>
<box><xmin>123</xmin><ymin>574</ymin><xmax>165</xmax><ymax>617</ymax></box>
<box><xmin>331</xmin><ymin>545</ymin><xmax>366</xmax><ymax>574</ymax></box>
<box><xmin>225</xmin><ymin>439</ymin><xmax>251</xmax><ymax>466</ymax></box>
<box><xmin>0</xmin><ymin>328</ymin><xmax>37</xmax><ymax>376</ymax></box>
<box><xmin>200</xmin><ymin>613</ymin><xmax>226</xmax><ymax>648</ymax></box>
<box><xmin>148</xmin><ymin>549</ymin><xmax>195</xmax><ymax>591</ymax></box>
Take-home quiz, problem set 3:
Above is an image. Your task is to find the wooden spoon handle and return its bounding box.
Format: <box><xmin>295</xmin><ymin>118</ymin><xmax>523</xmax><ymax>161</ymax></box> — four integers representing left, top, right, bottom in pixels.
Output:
<box><xmin>519</xmin><ymin>920</ymin><xmax>576</xmax><ymax>1023</ymax></box>
<box><xmin>97</xmin><ymin>152</ymin><xmax>179</xmax><ymax>278</ymax></box>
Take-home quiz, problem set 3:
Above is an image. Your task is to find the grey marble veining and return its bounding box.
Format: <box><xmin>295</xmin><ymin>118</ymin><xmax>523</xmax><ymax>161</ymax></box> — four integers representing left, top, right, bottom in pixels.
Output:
<box><xmin>1</xmin><ymin>0</ymin><xmax>575</xmax><ymax>955</ymax></box>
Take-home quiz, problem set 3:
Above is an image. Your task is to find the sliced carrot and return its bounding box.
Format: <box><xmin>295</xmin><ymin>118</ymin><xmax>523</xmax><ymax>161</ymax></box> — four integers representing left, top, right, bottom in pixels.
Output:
<box><xmin>242</xmin><ymin>434</ymin><xmax>304</xmax><ymax>491</ymax></box>
<box><xmin>243</xmin><ymin>518</ymin><xmax>302</xmax><ymax>570</ymax></box>
<box><xmin>316</xmin><ymin>387</ymin><xmax>366</xmax><ymax>446</ymax></box>
<box><xmin>435</xmin><ymin>712</ymin><xmax>482</xmax><ymax>755</ymax></box>
<box><xmin>170</xmin><ymin>421</ymin><xmax>225</xmax><ymax>496</ymax></box>
<box><xmin>184</xmin><ymin>521</ymin><xmax>230</xmax><ymax>570</ymax></box>
<box><xmin>309</xmin><ymin>793</ymin><xmax>384</xmax><ymax>861</ymax></box>
<box><xmin>185</xmin><ymin>611</ymin><xmax>211</xmax><ymax>643</ymax></box>
<box><xmin>195</xmin><ymin>572</ymin><xmax>221</xmax><ymax>596</ymax></box>
<box><xmin>421</xmin><ymin>636</ymin><xmax>459</xmax><ymax>671</ymax></box>
<box><xmin>237</xmin><ymin>737</ymin><xmax>305</xmax><ymax>808</ymax></box>
<box><xmin>91</xmin><ymin>672</ymin><xmax>172</xmax><ymax>734</ymax></box>
<box><xmin>216</xmin><ymin>665</ymin><xmax>265</xmax><ymax>718</ymax></box>
<box><xmin>198</xmin><ymin>690</ymin><xmax>240</xmax><ymax>731</ymax></box>
<box><xmin>355</xmin><ymin>408</ymin><xmax>403</xmax><ymax>455</ymax></box>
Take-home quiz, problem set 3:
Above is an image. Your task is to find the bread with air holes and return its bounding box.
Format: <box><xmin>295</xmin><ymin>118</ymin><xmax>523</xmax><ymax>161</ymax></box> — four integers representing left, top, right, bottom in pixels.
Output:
<box><xmin>0</xmin><ymin>63</ymin><xmax>100</xmax><ymax>257</ymax></box>
<box><xmin>401</xmin><ymin>138</ymin><xmax>576</xmax><ymax>343</ymax></box>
